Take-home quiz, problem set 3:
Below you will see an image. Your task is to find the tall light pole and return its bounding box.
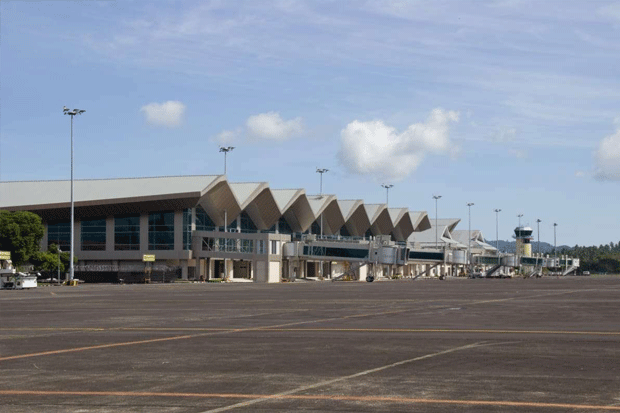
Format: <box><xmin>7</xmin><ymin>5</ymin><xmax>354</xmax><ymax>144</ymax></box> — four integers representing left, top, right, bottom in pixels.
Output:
<box><xmin>467</xmin><ymin>203</ymin><xmax>474</xmax><ymax>274</ymax></box>
<box><xmin>316</xmin><ymin>168</ymin><xmax>329</xmax><ymax>279</ymax></box>
<box><xmin>316</xmin><ymin>168</ymin><xmax>329</xmax><ymax>239</ymax></box>
<box><xmin>535</xmin><ymin>218</ymin><xmax>542</xmax><ymax>272</ymax></box>
<box><xmin>554</xmin><ymin>222</ymin><xmax>558</xmax><ymax>269</ymax></box>
<box><xmin>220</xmin><ymin>146</ymin><xmax>234</xmax><ymax>233</ymax></box>
<box><xmin>536</xmin><ymin>219</ymin><xmax>542</xmax><ymax>255</ymax></box>
<box><xmin>433</xmin><ymin>195</ymin><xmax>442</xmax><ymax>248</ymax></box>
<box><xmin>63</xmin><ymin>106</ymin><xmax>85</xmax><ymax>282</ymax></box>
<box><xmin>382</xmin><ymin>184</ymin><xmax>393</xmax><ymax>206</ymax></box>
<box><xmin>494</xmin><ymin>209</ymin><xmax>501</xmax><ymax>252</ymax></box>
<box><xmin>219</xmin><ymin>146</ymin><xmax>235</xmax><ymax>175</ymax></box>
<box><xmin>57</xmin><ymin>246</ymin><xmax>62</xmax><ymax>285</ymax></box>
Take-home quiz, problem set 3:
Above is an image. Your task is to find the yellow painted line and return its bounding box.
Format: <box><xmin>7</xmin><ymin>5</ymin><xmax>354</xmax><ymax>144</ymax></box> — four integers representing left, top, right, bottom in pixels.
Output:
<box><xmin>0</xmin><ymin>390</ymin><xmax>618</xmax><ymax>411</ymax></box>
<box><xmin>258</xmin><ymin>327</ymin><xmax>620</xmax><ymax>336</ymax></box>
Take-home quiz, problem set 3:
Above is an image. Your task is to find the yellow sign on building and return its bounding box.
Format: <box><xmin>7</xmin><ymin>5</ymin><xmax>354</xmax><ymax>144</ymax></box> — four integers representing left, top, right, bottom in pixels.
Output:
<box><xmin>0</xmin><ymin>251</ymin><xmax>11</xmax><ymax>260</ymax></box>
<box><xmin>142</xmin><ymin>254</ymin><xmax>156</xmax><ymax>262</ymax></box>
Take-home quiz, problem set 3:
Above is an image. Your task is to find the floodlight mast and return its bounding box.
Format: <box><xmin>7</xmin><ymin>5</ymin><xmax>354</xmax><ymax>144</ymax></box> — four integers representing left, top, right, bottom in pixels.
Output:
<box><xmin>536</xmin><ymin>218</ymin><xmax>542</xmax><ymax>270</ymax></box>
<box><xmin>219</xmin><ymin>146</ymin><xmax>235</xmax><ymax>175</ymax></box>
<box><xmin>63</xmin><ymin>106</ymin><xmax>85</xmax><ymax>282</ymax></box>
<box><xmin>316</xmin><ymin>168</ymin><xmax>329</xmax><ymax>279</ymax></box>
<box><xmin>467</xmin><ymin>203</ymin><xmax>474</xmax><ymax>275</ymax></box>
<box><xmin>554</xmin><ymin>222</ymin><xmax>558</xmax><ymax>271</ymax></box>
<box><xmin>494</xmin><ymin>209</ymin><xmax>501</xmax><ymax>251</ymax></box>
<box><xmin>433</xmin><ymin>195</ymin><xmax>442</xmax><ymax>248</ymax></box>
<box><xmin>381</xmin><ymin>184</ymin><xmax>393</xmax><ymax>206</ymax></box>
<box><xmin>494</xmin><ymin>208</ymin><xmax>501</xmax><ymax>266</ymax></box>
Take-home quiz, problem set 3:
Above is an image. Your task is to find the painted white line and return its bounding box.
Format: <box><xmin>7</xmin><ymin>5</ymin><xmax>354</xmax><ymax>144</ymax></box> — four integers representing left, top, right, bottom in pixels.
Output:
<box><xmin>201</xmin><ymin>341</ymin><xmax>494</xmax><ymax>413</ymax></box>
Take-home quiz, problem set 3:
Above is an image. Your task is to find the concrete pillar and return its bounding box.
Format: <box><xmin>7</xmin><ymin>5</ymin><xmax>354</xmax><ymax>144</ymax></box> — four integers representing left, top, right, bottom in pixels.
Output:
<box><xmin>140</xmin><ymin>214</ymin><xmax>148</xmax><ymax>251</ymax></box>
<box><xmin>181</xmin><ymin>261</ymin><xmax>188</xmax><ymax>280</ymax></box>
<box><xmin>226</xmin><ymin>259</ymin><xmax>233</xmax><ymax>280</ymax></box>
<box><xmin>208</xmin><ymin>258</ymin><xmax>215</xmax><ymax>279</ymax></box>
<box><xmin>106</xmin><ymin>216</ymin><xmax>114</xmax><ymax>252</ymax></box>
<box><xmin>174</xmin><ymin>210</ymin><xmax>183</xmax><ymax>251</ymax></box>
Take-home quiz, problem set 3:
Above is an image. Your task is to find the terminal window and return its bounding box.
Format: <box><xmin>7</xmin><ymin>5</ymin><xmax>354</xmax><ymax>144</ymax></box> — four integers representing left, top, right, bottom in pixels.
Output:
<box><xmin>115</xmin><ymin>214</ymin><xmax>140</xmax><ymax>251</ymax></box>
<box><xmin>149</xmin><ymin>211</ymin><xmax>175</xmax><ymax>250</ymax></box>
<box><xmin>47</xmin><ymin>221</ymin><xmax>71</xmax><ymax>251</ymax></box>
<box><xmin>81</xmin><ymin>218</ymin><xmax>106</xmax><ymax>251</ymax></box>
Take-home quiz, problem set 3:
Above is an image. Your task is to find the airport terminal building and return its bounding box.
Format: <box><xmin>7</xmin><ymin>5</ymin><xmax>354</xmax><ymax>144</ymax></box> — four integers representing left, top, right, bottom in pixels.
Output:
<box><xmin>2</xmin><ymin>174</ymin><xmax>574</xmax><ymax>282</ymax></box>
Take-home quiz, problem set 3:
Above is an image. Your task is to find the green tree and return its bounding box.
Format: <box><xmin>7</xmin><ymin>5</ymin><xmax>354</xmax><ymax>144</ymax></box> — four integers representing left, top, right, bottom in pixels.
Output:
<box><xmin>30</xmin><ymin>244</ymin><xmax>74</xmax><ymax>273</ymax></box>
<box><xmin>0</xmin><ymin>211</ymin><xmax>45</xmax><ymax>265</ymax></box>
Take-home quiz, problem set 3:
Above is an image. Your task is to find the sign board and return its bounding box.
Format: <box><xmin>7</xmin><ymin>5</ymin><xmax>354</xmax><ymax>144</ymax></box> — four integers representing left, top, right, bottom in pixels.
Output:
<box><xmin>142</xmin><ymin>254</ymin><xmax>156</xmax><ymax>262</ymax></box>
<box><xmin>0</xmin><ymin>251</ymin><xmax>11</xmax><ymax>260</ymax></box>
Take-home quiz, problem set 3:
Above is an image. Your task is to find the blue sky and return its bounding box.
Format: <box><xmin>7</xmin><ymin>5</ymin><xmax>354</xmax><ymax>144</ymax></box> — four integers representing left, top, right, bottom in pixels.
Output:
<box><xmin>1</xmin><ymin>0</ymin><xmax>619</xmax><ymax>246</ymax></box>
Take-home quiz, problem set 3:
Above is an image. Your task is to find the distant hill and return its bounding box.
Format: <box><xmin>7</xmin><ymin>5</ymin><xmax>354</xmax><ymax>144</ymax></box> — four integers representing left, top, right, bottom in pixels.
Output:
<box><xmin>486</xmin><ymin>240</ymin><xmax>570</xmax><ymax>254</ymax></box>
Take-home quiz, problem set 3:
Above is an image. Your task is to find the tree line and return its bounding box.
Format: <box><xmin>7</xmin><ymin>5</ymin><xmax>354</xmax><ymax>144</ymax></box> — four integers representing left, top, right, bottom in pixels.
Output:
<box><xmin>560</xmin><ymin>242</ymin><xmax>620</xmax><ymax>274</ymax></box>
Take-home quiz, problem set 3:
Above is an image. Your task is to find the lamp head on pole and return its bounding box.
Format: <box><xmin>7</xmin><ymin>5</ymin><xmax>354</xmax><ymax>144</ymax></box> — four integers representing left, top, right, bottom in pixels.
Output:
<box><xmin>316</xmin><ymin>168</ymin><xmax>329</xmax><ymax>174</ymax></box>
<box><xmin>494</xmin><ymin>208</ymin><xmax>501</xmax><ymax>213</ymax></box>
<box><xmin>63</xmin><ymin>107</ymin><xmax>85</xmax><ymax>116</ymax></box>
<box><xmin>467</xmin><ymin>202</ymin><xmax>474</xmax><ymax>207</ymax></box>
<box><xmin>219</xmin><ymin>146</ymin><xmax>235</xmax><ymax>153</ymax></box>
<box><xmin>433</xmin><ymin>195</ymin><xmax>441</xmax><ymax>201</ymax></box>
<box><xmin>382</xmin><ymin>184</ymin><xmax>393</xmax><ymax>190</ymax></box>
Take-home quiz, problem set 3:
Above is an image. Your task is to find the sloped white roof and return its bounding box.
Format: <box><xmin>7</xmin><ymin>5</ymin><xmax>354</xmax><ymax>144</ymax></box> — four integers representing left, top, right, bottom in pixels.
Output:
<box><xmin>307</xmin><ymin>195</ymin><xmax>336</xmax><ymax>217</ymax></box>
<box><xmin>271</xmin><ymin>189</ymin><xmax>305</xmax><ymax>213</ymax></box>
<box><xmin>409</xmin><ymin>211</ymin><xmax>431</xmax><ymax>232</ymax></box>
<box><xmin>0</xmin><ymin>175</ymin><xmax>222</xmax><ymax>209</ymax></box>
<box><xmin>364</xmin><ymin>204</ymin><xmax>385</xmax><ymax>223</ymax></box>
<box><xmin>337</xmin><ymin>200</ymin><xmax>362</xmax><ymax>220</ymax></box>
<box><xmin>229</xmin><ymin>182</ymin><xmax>266</xmax><ymax>209</ymax></box>
<box><xmin>388</xmin><ymin>208</ymin><xmax>408</xmax><ymax>224</ymax></box>
<box><xmin>452</xmin><ymin>230</ymin><xmax>497</xmax><ymax>251</ymax></box>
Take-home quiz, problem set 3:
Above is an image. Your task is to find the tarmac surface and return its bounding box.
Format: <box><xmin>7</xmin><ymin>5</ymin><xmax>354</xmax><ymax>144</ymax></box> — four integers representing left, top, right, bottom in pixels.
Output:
<box><xmin>1</xmin><ymin>276</ymin><xmax>619</xmax><ymax>412</ymax></box>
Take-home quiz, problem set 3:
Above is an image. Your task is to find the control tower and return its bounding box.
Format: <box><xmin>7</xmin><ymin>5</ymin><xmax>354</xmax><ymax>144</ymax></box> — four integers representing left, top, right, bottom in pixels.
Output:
<box><xmin>514</xmin><ymin>226</ymin><xmax>533</xmax><ymax>257</ymax></box>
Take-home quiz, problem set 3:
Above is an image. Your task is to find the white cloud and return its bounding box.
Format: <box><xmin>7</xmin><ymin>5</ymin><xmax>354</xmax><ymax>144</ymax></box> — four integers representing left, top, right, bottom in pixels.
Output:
<box><xmin>490</xmin><ymin>127</ymin><xmax>517</xmax><ymax>143</ymax></box>
<box><xmin>246</xmin><ymin>112</ymin><xmax>303</xmax><ymax>141</ymax></box>
<box><xmin>338</xmin><ymin>108</ymin><xmax>459</xmax><ymax>180</ymax></box>
<box><xmin>140</xmin><ymin>101</ymin><xmax>185</xmax><ymax>127</ymax></box>
<box><xmin>213</xmin><ymin>112</ymin><xmax>304</xmax><ymax>144</ymax></box>
<box><xmin>594</xmin><ymin>125</ymin><xmax>620</xmax><ymax>181</ymax></box>
<box><xmin>214</xmin><ymin>129</ymin><xmax>241</xmax><ymax>145</ymax></box>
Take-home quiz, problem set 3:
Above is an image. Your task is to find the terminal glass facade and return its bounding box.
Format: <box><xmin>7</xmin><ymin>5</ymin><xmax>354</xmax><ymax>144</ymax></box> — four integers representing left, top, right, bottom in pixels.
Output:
<box><xmin>115</xmin><ymin>214</ymin><xmax>140</xmax><ymax>250</ymax></box>
<box><xmin>148</xmin><ymin>211</ymin><xmax>175</xmax><ymax>250</ymax></box>
<box><xmin>195</xmin><ymin>206</ymin><xmax>216</xmax><ymax>231</ymax></box>
<box><xmin>47</xmin><ymin>221</ymin><xmax>71</xmax><ymax>250</ymax></box>
<box><xmin>183</xmin><ymin>209</ymin><xmax>191</xmax><ymax>250</ymax></box>
<box><xmin>81</xmin><ymin>218</ymin><xmax>106</xmax><ymax>251</ymax></box>
<box><xmin>238</xmin><ymin>211</ymin><xmax>257</xmax><ymax>232</ymax></box>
